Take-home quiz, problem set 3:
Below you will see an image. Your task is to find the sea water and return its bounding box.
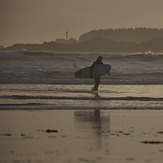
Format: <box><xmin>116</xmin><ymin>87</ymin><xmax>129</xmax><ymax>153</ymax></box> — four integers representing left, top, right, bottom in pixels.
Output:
<box><xmin>0</xmin><ymin>84</ymin><xmax>163</xmax><ymax>110</ymax></box>
<box><xmin>0</xmin><ymin>51</ymin><xmax>163</xmax><ymax>163</ymax></box>
<box><xmin>0</xmin><ymin>51</ymin><xmax>163</xmax><ymax>110</ymax></box>
<box><xmin>0</xmin><ymin>51</ymin><xmax>163</xmax><ymax>84</ymax></box>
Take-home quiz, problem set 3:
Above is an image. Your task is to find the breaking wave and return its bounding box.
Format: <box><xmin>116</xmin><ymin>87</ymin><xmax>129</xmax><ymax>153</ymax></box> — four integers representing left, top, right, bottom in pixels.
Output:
<box><xmin>0</xmin><ymin>95</ymin><xmax>163</xmax><ymax>101</ymax></box>
<box><xmin>0</xmin><ymin>51</ymin><xmax>163</xmax><ymax>84</ymax></box>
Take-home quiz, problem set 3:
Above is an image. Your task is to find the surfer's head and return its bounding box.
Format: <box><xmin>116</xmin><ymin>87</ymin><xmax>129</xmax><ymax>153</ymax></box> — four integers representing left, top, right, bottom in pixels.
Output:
<box><xmin>97</xmin><ymin>56</ymin><xmax>103</xmax><ymax>62</ymax></box>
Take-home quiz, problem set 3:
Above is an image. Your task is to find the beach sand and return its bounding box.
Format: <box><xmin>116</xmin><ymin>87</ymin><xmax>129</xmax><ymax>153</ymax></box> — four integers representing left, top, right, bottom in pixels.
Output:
<box><xmin>0</xmin><ymin>110</ymin><xmax>163</xmax><ymax>163</ymax></box>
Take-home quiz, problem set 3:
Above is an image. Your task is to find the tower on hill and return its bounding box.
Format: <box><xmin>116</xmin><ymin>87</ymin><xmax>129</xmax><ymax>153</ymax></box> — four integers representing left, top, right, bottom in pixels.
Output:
<box><xmin>66</xmin><ymin>31</ymin><xmax>68</xmax><ymax>40</ymax></box>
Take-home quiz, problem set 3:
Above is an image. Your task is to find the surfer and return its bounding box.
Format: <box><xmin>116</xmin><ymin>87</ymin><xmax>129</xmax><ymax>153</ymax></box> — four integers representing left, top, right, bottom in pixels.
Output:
<box><xmin>90</xmin><ymin>56</ymin><xmax>103</xmax><ymax>91</ymax></box>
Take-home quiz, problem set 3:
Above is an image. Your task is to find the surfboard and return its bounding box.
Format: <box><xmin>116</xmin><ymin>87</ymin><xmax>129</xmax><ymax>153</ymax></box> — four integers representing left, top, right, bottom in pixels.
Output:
<box><xmin>74</xmin><ymin>64</ymin><xmax>111</xmax><ymax>79</ymax></box>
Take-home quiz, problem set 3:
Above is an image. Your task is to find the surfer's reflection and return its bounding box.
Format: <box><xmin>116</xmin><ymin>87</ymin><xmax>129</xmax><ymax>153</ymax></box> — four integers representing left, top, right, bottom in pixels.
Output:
<box><xmin>74</xmin><ymin>110</ymin><xmax>110</xmax><ymax>149</ymax></box>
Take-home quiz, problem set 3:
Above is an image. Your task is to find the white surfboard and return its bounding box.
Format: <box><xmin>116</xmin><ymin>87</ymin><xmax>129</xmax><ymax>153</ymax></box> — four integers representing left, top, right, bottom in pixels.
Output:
<box><xmin>74</xmin><ymin>64</ymin><xmax>111</xmax><ymax>79</ymax></box>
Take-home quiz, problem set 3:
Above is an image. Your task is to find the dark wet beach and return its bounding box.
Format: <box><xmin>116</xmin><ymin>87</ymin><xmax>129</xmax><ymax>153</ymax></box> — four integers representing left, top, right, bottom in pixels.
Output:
<box><xmin>0</xmin><ymin>110</ymin><xmax>163</xmax><ymax>163</ymax></box>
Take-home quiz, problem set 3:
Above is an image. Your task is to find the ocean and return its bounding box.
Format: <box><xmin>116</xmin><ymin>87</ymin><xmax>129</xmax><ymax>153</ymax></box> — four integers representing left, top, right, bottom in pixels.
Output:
<box><xmin>0</xmin><ymin>51</ymin><xmax>163</xmax><ymax>163</ymax></box>
<box><xmin>0</xmin><ymin>50</ymin><xmax>163</xmax><ymax>110</ymax></box>
<box><xmin>0</xmin><ymin>84</ymin><xmax>163</xmax><ymax>110</ymax></box>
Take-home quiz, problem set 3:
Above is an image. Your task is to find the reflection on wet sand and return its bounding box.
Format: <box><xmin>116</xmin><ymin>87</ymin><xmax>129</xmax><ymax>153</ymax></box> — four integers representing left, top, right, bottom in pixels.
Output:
<box><xmin>74</xmin><ymin>110</ymin><xmax>110</xmax><ymax>150</ymax></box>
<box><xmin>0</xmin><ymin>110</ymin><xmax>163</xmax><ymax>163</ymax></box>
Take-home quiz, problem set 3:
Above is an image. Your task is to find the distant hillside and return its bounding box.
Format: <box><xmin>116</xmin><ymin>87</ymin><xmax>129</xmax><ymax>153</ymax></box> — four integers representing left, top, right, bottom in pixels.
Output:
<box><xmin>4</xmin><ymin>37</ymin><xmax>163</xmax><ymax>53</ymax></box>
<box><xmin>79</xmin><ymin>28</ymin><xmax>163</xmax><ymax>43</ymax></box>
<box><xmin>3</xmin><ymin>28</ymin><xmax>163</xmax><ymax>53</ymax></box>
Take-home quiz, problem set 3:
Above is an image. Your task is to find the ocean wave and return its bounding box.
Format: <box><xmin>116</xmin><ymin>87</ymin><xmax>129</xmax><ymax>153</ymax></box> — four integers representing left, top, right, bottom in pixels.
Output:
<box><xmin>23</xmin><ymin>51</ymin><xmax>163</xmax><ymax>63</ymax></box>
<box><xmin>125</xmin><ymin>53</ymin><xmax>163</xmax><ymax>62</ymax></box>
<box><xmin>1</xmin><ymin>50</ymin><xmax>163</xmax><ymax>60</ymax></box>
<box><xmin>0</xmin><ymin>103</ymin><xmax>44</xmax><ymax>106</ymax></box>
<box><xmin>0</xmin><ymin>50</ymin><xmax>26</xmax><ymax>56</ymax></box>
<box><xmin>0</xmin><ymin>51</ymin><xmax>163</xmax><ymax>84</ymax></box>
<box><xmin>0</xmin><ymin>105</ymin><xmax>162</xmax><ymax>110</ymax></box>
<box><xmin>1</xmin><ymin>95</ymin><xmax>163</xmax><ymax>101</ymax></box>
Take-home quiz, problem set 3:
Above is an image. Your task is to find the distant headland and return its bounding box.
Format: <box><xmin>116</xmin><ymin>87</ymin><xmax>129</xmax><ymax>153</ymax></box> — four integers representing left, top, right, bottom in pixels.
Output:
<box><xmin>1</xmin><ymin>28</ymin><xmax>163</xmax><ymax>53</ymax></box>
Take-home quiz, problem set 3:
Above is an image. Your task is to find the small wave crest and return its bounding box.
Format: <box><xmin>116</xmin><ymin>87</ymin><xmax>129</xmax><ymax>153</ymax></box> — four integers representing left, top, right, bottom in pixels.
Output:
<box><xmin>1</xmin><ymin>95</ymin><xmax>163</xmax><ymax>101</ymax></box>
<box><xmin>0</xmin><ymin>50</ymin><xmax>26</xmax><ymax>56</ymax></box>
<box><xmin>0</xmin><ymin>105</ymin><xmax>162</xmax><ymax>110</ymax></box>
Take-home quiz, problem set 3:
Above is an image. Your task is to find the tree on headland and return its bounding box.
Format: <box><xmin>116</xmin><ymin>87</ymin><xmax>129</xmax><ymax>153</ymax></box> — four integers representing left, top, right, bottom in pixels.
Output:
<box><xmin>79</xmin><ymin>28</ymin><xmax>163</xmax><ymax>43</ymax></box>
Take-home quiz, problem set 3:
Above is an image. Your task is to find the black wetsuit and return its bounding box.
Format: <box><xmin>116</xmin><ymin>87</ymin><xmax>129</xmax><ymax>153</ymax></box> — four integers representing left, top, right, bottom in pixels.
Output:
<box><xmin>90</xmin><ymin>57</ymin><xmax>103</xmax><ymax>91</ymax></box>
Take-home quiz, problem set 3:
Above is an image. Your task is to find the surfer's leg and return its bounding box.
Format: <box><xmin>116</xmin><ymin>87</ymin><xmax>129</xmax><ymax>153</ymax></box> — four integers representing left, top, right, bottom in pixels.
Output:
<box><xmin>93</xmin><ymin>77</ymin><xmax>100</xmax><ymax>91</ymax></box>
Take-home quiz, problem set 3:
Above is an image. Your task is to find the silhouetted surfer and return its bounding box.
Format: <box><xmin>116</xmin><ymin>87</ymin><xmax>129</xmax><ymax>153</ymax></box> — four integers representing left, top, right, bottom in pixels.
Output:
<box><xmin>90</xmin><ymin>56</ymin><xmax>103</xmax><ymax>91</ymax></box>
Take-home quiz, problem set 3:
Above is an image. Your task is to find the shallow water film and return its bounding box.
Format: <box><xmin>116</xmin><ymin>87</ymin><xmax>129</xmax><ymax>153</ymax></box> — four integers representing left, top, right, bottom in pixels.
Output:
<box><xmin>0</xmin><ymin>84</ymin><xmax>163</xmax><ymax>110</ymax></box>
<box><xmin>0</xmin><ymin>110</ymin><xmax>163</xmax><ymax>163</ymax></box>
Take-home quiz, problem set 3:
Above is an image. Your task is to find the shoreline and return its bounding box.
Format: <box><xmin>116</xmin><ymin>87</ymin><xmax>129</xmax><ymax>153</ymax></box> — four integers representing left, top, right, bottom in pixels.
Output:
<box><xmin>0</xmin><ymin>82</ymin><xmax>163</xmax><ymax>85</ymax></box>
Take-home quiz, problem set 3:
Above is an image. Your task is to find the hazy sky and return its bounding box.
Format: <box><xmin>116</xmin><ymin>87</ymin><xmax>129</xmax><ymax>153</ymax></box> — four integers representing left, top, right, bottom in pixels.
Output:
<box><xmin>1</xmin><ymin>0</ymin><xmax>163</xmax><ymax>46</ymax></box>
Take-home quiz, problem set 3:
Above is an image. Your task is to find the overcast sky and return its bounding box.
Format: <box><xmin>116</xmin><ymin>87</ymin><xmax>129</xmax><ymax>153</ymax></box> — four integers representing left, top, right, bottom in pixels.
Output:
<box><xmin>1</xmin><ymin>0</ymin><xmax>163</xmax><ymax>46</ymax></box>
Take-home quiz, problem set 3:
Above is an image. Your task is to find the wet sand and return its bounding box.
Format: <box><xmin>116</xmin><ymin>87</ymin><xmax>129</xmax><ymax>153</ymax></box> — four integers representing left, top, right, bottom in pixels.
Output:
<box><xmin>0</xmin><ymin>110</ymin><xmax>163</xmax><ymax>163</ymax></box>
